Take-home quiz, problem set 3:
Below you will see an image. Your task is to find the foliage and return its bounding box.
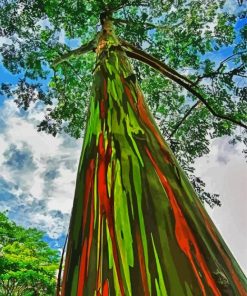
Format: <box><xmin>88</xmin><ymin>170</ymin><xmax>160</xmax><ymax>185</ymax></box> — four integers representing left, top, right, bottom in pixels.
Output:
<box><xmin>0</xmin><ymin>0</ymin><xmax>246</xmax><ymax>206</ymax></box>
<box><xmin>0</xmin><ymin>212</ymin><xmax>59</xmax><ymax>296</ymax></box>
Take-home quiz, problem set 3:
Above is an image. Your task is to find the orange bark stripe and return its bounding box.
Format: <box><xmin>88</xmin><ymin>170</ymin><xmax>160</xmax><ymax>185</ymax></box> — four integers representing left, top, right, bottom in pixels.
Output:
<box><xmin>97</xmin><ymin>133</ymin><xmax>125</xmax><ymax>296</ymax></box>
<box><xmin>98</xmin><ymin>133</ymin><xmax>110</xmax><ymax>214</ymax></box>
<box><xmin>123</xmin><ymin>78</ymin><xmax>169</xmax><ymax>162</ymax></box>
<box><xmin>100</xmin><ymin>99</ymin><xmax>106</xmax><ymax>118</ymax></box>
<box><xmin>121</xmin><ymin>77</ymin><xmax>136</xmax><ymax>110</ymax></box>
<box><xmin>122</xmin><ymin>76</ymin><xmax>169</xmax><ymax>163</ymax></box>
<box><xmin>136</xmin><ymin>89</ymin><xmax>171</xmax><ymax>163</ymax></box>
<box><xmin>135</xmin><ymin>226</ymin><xmax>150</xmax><ymax>296</ymax></box>
<box><xmin>145</xmin><ymin>146</ymin><xmax>221</xmax><ymax>296</ymax></box>
<box><xmin>102</xmin><ymin>279</ymin><xmax>110</xmax><ymax>296</ymax></box>
<box><xmin>77</xmin><ymin>238</ymin><xmax>88</xmax><ymax>295</ymax></box>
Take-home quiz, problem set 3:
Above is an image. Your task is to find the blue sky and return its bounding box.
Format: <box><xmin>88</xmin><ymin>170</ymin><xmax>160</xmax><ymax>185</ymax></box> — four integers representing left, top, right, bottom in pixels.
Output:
<box><xmin>0</xmin><ymin>0</ymin><xmax>246</xmax><ymax>273</ymax></box>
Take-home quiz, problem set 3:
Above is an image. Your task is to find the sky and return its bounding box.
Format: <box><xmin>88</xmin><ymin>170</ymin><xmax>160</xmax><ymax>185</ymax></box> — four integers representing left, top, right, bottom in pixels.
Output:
<box><xmin>0</xmin><ymin>0</ymin><xmax>246</xmax><ymax>277</ymax></box>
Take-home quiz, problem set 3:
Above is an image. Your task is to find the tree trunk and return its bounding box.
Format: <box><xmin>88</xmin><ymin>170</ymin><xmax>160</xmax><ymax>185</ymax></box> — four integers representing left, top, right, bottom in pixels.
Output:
<box><xmin>61</xmin><ymin>23</ymin><xmax>247</xmax><ymax>296</ymax></box>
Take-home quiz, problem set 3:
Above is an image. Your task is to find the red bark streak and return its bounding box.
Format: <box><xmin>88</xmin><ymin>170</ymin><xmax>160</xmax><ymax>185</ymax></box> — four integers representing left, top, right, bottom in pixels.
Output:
<box><xmin>135</xmin><ymin>227</ymin><xmax>150</xmax><ymax>296</ymax></box>
<box><xmin>98</xmin><ymin>133</ymin><xmax>110</xmax><ymax>214</ymax></box>
<box><xmin>122</xmin><ymin>80</ymin><xmax>136</xmax><ymax>110</ymax></box>
<box><xmin>77</xmin><ymin>238</ymin><xmax>88</xmax><ymax>295</ymax></box>
<box><xmin>145</xmin><ymin>146</ymin><xmax>221</xmax><ymax>296</ymax></box>
<box><xmin>136</xmin><ymin>90</ymin><xmax>163</xmax><ymax>144</ymax></box>
<box><xmin>87</xmin><ymin>185</ymin><xmax>95</xmax><ymax>275</ymax></box>
<box><xmin>196</xmin><ymin>201</ymin><xmax>247</xmax><ymax>295</ymax></box>
<box><xmin>102</xmin><ymin>279</ymin><xmax>110</xmax><ymax>296</ymax></box>
<box><xmin>97</xmin><ymin>133</ymin><xmax>125</xmax><ymax>296</ymax></box>
<box><xmin>100</xmin><ymin>100</ymin><xmax>105</xmax><ymax>119</ymax></box>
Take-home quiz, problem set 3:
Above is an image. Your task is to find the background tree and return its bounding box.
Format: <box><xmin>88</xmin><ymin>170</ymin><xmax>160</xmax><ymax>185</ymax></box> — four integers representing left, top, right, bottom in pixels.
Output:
<box><xmin>0</xmin><ymin>212</ymin><xmax>59</xmax><ymax>296</ymax></box>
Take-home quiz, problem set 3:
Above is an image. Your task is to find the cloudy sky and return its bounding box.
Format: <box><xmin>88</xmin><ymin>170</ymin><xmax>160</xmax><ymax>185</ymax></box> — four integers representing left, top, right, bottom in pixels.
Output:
<box><xmin>0</xmin><ymin>94</ymin><xmax>80</xmax><ymax>246</ymax></box>
<box><xmin>0</xmin><ymin>0</ymin><xmax>246</xmax><ymax>276</ymax></box>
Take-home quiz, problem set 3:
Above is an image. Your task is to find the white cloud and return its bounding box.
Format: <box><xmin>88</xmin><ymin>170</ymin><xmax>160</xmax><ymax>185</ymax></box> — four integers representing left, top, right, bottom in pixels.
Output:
<box><xmin>0</xmin><ymin>98</ymin><xmax>82</xmax><ymax>238</ymax></box>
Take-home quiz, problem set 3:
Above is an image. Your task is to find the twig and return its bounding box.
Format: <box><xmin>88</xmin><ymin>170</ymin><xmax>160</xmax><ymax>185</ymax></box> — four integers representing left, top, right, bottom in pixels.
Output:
<box><xmin>192</xmin><ymin>51</ymin><xmax>247</xmax><ymax>86</ymax></box>
<box><xmin>168</xmin><ymin>101</ymin><xmax>201</xmax><ymax>139</ymax></box>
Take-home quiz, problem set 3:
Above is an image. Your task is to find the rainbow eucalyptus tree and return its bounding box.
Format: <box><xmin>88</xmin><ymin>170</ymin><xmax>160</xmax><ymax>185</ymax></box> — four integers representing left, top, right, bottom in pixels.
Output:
<box><xmin>0</xmin><ymin>1</ymin><xmax>247</xmax><ymax>295</ymax></box>
<box><xmin>51</xmin><ymin>11</ymin><xmax>247</xmax><ymax>296</ymax></box>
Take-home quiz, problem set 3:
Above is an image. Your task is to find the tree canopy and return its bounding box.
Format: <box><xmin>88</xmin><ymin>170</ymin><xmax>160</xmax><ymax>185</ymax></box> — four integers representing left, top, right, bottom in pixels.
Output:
<box><xmin>0</xmin><ymin>212</ymin><xmax>59</xmax><ymax>296</ymax></box>
<box><xmin>0</xmin><ymin>0</ymin><xmax>246</xmax><ymax>207</ymax></box>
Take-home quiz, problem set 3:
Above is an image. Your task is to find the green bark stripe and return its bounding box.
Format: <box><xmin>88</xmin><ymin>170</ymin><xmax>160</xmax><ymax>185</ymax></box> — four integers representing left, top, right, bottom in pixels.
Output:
<box><xmin>151</xmin><ymin>234</ymin><xmax>168</xmax><ymax>296</ymax></box>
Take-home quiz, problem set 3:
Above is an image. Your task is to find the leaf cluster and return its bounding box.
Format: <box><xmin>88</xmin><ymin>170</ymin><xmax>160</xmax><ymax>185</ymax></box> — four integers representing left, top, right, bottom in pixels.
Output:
<box><xmin>0</xmin><ymin>212</ymin><xmax>59</xmax><ymax>296</ymax></box>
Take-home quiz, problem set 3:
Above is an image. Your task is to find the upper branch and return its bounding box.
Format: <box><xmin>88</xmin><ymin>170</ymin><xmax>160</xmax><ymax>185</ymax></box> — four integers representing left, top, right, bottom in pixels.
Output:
<box><xmin>168</xmin><ymin>101</ymin><xmax>201</xmax><ymax>139</ymax></box>
<box><xmin>120</xmin><ymin>39</ymin><xmax>247</xmax><ymax>130</ymax></box>
<box><xmin>120</xmin><ymin>39</ymin><xmax>193</xmax><ymax>85</ymax></box>
<box><xmin>52</xmin><ymin>38</ymin><xmax>98</xmax><ymax>67</ymax></box>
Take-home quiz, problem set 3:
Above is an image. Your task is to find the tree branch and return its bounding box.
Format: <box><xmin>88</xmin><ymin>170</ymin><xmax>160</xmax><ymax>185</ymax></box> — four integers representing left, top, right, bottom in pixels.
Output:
<box><xmin>52</xmin><ymin>38</ymin><xmax>97</xmax><ymax>67</ymax></box>
<box><xmin>120</xmin><ymin>39</ymin><xmax>247</xmax><ymax>130</ymax></box>
<box><xmin>120</xmin><ymin>39</ymin><xmax>193</xmax><ymax>85</ymax></box>
<box><xmin>168</xmin><ymin>101</ymin><xmax>201</xmax><ymax>139</ymax></box>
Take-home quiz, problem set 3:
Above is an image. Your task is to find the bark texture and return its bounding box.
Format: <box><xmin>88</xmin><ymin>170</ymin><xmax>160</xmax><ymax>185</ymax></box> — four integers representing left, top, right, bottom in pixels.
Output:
<box><xmin>61</xmin><ymin>26</ymin><xmax>247</xmax><ymax>296</ymax></box>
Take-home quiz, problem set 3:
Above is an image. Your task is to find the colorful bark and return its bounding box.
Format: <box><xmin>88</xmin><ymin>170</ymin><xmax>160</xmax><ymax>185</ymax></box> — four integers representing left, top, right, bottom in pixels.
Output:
<box><xmin>60</xmin><ymin>28</ymin><xmax>247</xmax><ymax>295</ymax></box>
